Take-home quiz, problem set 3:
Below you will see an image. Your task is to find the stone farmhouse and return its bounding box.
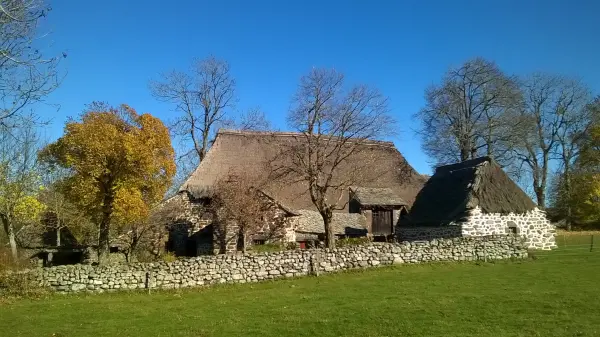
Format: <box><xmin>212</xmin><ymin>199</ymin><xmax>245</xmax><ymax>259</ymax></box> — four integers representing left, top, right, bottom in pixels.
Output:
<box><xmin>165</xmin><ymin>129</ymin><xmax>427</xmax><ymax>255</ymax></box>
<box><xmin>400</xmin><ymin>157</ymin><xmax>557</xmax><ymax>250</ymax></box>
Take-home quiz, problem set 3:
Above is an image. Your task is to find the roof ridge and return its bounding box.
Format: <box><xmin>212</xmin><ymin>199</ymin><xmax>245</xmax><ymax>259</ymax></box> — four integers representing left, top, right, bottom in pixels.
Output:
<box><xmin>216</xmin><ymin>128</ymin><xmax>396</xmax><ymax>147</ymax></box>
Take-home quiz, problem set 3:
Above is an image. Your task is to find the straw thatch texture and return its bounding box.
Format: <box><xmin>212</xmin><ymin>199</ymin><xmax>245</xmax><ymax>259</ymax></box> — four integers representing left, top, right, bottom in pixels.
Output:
<box><xmin>180</xmin><ymin>130</ymin><xmax>425</xmax><ymax>211</ymax></box>
<box><xmin>349</xmin><ymin>187</ymin><xmax>407</xmax><ymax>207</ymax></box>
<box><xmin>408</xmin><ymin>157</ymin><xmax>537</xmax><ymax>225</ymax></box>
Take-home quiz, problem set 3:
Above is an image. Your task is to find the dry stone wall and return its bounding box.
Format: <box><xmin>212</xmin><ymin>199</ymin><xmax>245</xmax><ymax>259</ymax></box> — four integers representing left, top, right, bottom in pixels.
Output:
<box><xmin>397</xmin><ymin>207</ymin><xmax>556</xmax><ymax>250</ymax></box>
<box><xmin>397</xmin><ymin>225</ymin><xmax>462</xmax><ymax>241</ymax></box>
<box><xmin>462</xmin><ymin>207</ymin><xmax>556</xmax><ymax>250</ymax></box>
<box><xmin>31</xmin><ymin>236</ymin><xmax>527</xmax><ymax>293</ymax></box>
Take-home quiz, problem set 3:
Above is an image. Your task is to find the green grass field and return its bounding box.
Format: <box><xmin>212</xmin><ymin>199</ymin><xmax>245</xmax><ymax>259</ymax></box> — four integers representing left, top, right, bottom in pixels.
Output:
<box><xmin>1</xmin><ymin>236</ymin><xmax>599</xmax><ymax>337</ymax></box>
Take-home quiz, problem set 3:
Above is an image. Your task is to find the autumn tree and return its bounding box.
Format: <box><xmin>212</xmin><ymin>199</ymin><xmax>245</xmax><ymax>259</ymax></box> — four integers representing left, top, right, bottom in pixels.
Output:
<box><xmin>415</xmin><ymin>58</ymin><xmax>522</xmax><ymax>167</ymax></box>
<box><xmin>273</xmin><ymin>68</ymin><xmax>394</xmax><ymax>249</ymax></box>
<box><xmin>39</xmin><ymin>104</ymin><xmax>176</xmax><ymax>263</ymax></box>
<box><xmin>37</xmin><ymin>165</ymin><xmax>94</xmax><ymax>247</ymax></box>
<box><xmin>0</xmin><ymin>119</ymin><xmax>44</xmax><ymax>261</ymax></box>
<box><xmin>211</xmin><ymin>173</ymin><xmax>266</xmax><ymax>253</ymax></box>
<box><xmin>0</xmin><ymin>0</ymin><xmax>64</xmax><ymax>127</ymax></box>
<box><xmin>514</xmin><ymin>74</ymin><xmax>591</xmax><ymax>208</ymax></box>
<box><xmin>149</xmin><ymin>56</ymin><xmax>270</xmax><ymax>193</ymax></box>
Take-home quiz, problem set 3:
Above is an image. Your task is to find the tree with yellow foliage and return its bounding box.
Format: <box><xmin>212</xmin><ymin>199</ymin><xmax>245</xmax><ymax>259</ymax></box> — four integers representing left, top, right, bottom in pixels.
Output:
<box><xmin>0</xmin><ymin>119</ymin><xmax>45</xmax><ymax>261</ymax></box>
<box><xmin>40</xmin><ymin>103</ymin><xmax>176</xmax><ymax>263</ymax></box>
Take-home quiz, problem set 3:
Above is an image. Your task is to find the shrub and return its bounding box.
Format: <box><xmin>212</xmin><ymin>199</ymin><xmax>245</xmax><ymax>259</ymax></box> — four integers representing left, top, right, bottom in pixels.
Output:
<box><xmin>336</xmin><ymin>237</ymin><xmax>371</xmax><ymax>247</ymax></box>
<box><xmin>0</xmin><ymin>248</ymin><xmax>47</xmax><ymax>298</ymax></box>
<box><xmin>161</xmin><ymin>251</ymin><xmax>177</xmax><ymax>263</ymax></box>
<box><xmin>251</xmin><ymin>243</ymin><xmax>284</xmax><ymax>253</ymax></box>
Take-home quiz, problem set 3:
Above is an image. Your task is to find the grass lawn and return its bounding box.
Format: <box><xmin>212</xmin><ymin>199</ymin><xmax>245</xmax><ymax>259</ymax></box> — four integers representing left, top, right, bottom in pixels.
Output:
<box><xmin>1</xmin><ymin>245</ymin><xmax>599</xmax><ymax>336</ymax></box>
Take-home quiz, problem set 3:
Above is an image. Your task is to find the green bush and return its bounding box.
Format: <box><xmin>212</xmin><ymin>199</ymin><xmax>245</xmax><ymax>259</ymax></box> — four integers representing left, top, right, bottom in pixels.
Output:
<box><xmin>251</xmin><ymin>243</ymin><xmax>284</xmax><ymax>253</ymax></box>
<box><xmin>161</xmin><ymin>252</ymin><xmax>177</xmax><ymax>263</ymax></box>
<box><xmin>336</xmin><ymin>237</ymin><xmax>371</xmax><ymax>247</ymax></box>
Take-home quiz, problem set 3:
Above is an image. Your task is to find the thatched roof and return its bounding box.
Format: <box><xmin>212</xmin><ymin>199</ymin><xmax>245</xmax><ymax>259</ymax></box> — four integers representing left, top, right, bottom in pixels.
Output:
<box><xmin>180</xmin><ymin>130</ymin><xmax>425</xmax><ymax>211</ymax></box>
<box><xmin>350</xmin><ymin>187</ymin><xmax>407</xmax><ymax>207</ymax></box>
<box><xmin>291</xmin><ymin>210</ymin><xmax>367</xmax><ymax>236</ymax></box>
<box><xmin>408</xmin><ymin>157</ymin><xmax>537</xmax><ymax>225</ymax></box>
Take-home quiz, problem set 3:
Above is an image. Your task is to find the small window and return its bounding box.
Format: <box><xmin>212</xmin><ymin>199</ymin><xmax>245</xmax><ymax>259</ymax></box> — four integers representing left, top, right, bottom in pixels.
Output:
<box><xmin>253</xmin><ymin>239</ymin><xmax>265</xmax><ymax>245</ymax></box>
<box><xmin>509</xmin><ymin>227</ymin><xmax>518</xmax><ymax>235</ymax></box>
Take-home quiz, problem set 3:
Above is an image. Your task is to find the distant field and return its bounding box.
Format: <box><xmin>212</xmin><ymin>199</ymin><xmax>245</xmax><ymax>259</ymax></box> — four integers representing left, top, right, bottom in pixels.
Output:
<box><xmin>0</xmin><ymin>240</ymin><xmax>599</xmax><ymax>337</ymax></box>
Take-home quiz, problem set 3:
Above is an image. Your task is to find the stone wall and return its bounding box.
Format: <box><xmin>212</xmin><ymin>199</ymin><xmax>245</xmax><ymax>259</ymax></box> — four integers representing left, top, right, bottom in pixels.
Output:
<box><xmin>397</xmin><ymin>207</ymin><xmax>557</xmax><ymax>250</ymax></box>
<box><xmin>462</xmin><ymin>207</ymin><xmax>556</xmax><ymax>250</ymax></box>
<box><xmin>397</xmin><ymin>225</ymin><xmax>462</xmax><ymax>241</ymax></box>
<box><xmin>31</xmin><ymin>236</ymin><xmax>527</xmax><ymax>293</ymax></box>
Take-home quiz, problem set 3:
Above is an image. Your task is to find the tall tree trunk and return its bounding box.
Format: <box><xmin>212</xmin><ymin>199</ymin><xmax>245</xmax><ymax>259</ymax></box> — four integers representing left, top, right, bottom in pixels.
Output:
<box><xmin>321</xmin><ymin>210</ymin><xmax>335</xmax><ymax>249</ymax></box>
<box><xmin>241</xmin><ymin>229</ymin><xmax>247</xmax><ymax>254</ymax></box>
<box><xmin>564</xmin><ymin>170</ymin><xmax>573</xmax><ymax>231</ymax></box>
<box><xmin>98</xmin><ymin>193</ymin><xmax>115</xmax><ymax>264</ymax></box>
<box><xmin>56</xmin><ymin>227</ymin><xmax>61</xmax><ymax>247</ymax></box>
<box><xmin>1</xmin><ymin>215</ymin><xmax>18</xmax><ymax>261</ymax></box>
<box><xmin>534</xmin><ymin>186</ymin><xmax>546</xmax><ymax>209</ymax></box>
<box><xmin>460</xmin><ymin>139</ymin><xmax>471</xmax><ymax>162</ymax></box>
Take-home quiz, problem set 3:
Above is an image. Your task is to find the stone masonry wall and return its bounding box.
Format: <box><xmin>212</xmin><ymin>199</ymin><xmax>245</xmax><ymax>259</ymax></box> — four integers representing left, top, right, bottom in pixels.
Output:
<box><xmin>462</xmin><ymin>207</ymin><xmax>556</xmax><ymax>250</ymax></box>
<box><xmin>31</xmin><ymin>236</ymin><xmax>527</xmax><ymax>293</ymax></box>
<box><xmin>397</xmin><ymin>225</ymin><xmax>462</xmax><ymax>241</ymax></box>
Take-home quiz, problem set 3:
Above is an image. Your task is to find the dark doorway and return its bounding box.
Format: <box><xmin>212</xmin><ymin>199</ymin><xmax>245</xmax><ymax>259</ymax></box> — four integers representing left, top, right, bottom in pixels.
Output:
<box><xmin>372</xmin><ymin>210</ymin><xmax>393</xmax><ymax>235</ymax></box>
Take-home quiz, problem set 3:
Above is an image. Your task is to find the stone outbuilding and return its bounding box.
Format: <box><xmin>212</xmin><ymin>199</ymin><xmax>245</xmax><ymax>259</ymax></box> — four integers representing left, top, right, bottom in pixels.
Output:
<box><xmin>400</xmin><ymin>157</ymin><xmax>557</xmax><ymax>250</ymax></box>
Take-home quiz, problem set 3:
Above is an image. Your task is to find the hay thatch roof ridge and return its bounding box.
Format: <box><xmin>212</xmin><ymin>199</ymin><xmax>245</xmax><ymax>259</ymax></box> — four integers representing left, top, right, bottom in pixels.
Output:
<box><xmin>180</xmin><ymin>129</ymin><xmax>426</xmax><ymax>211</ymax></box>
<box><xmin>350</xmin><ymin>187</ymin><xmax>407</xmax><ymax>206</ymax></box>
<box><xmin>408</xmin><ymin>157</ymin><xmax>537</xmax><ymax>225</ymax></box>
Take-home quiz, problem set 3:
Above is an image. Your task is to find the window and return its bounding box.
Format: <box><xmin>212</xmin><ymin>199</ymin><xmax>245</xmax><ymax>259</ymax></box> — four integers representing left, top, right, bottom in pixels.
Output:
<box><xmin>253</xmin><ymin>239</ymin><xmax>265</xmax><ymax>245</ymax></box>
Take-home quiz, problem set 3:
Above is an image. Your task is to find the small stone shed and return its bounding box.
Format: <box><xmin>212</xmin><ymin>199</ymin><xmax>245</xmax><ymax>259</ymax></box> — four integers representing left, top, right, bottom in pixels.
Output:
<box><xmin>402</xmin><ymin>157</ymin><xmax>557</xmax><ymax>250</ymax></box>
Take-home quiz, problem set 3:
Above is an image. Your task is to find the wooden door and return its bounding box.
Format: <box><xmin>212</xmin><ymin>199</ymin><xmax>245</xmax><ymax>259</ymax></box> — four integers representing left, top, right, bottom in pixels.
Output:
<box><xmin>372</xmin><ymin>210</ymin><xmax>393</xmax><ymax>235</ymax></box>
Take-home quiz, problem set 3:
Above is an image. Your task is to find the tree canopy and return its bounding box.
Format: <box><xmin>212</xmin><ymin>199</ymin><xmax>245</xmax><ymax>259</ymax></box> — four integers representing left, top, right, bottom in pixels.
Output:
<box><xmin>39</xmin><ymin>104</ymin><xmax>176</xmax><ymax>262</ymax></box>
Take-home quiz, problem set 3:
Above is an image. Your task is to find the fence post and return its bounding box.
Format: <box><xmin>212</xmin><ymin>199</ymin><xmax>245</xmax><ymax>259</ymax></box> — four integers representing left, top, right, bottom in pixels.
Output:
<box><xmin>591</xmin><ymin>235</ymin><xmax>595</xmax><ymax>253</ymax></box>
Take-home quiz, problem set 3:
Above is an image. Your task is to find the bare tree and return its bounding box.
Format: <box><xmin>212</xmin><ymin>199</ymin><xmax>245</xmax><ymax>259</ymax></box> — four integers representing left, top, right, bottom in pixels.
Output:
<box><xmin>272</xmin><ymin>68</ymin><xmax>394</xmax><ymax>248</ymax></box>
<box><xmin>150</xmin><ymin>56</ymin><xmax>236</xmax><ymax>164</ymax></box>
<box><xmin>150</xmin><ymin>57</ymin><xmax>272</xmax><ymax>195</ymax></box>
<box><xmin>0</xmin><ymin>0</ymin><xmax>63</xmax><ymax>126</ymax></box>
<box><xmin>552</xmin><ymin>95</ymin><xmax>597</xmax><ymax>228</ymax></box>
<box><xmin>514</xmin><ymin>74</ymin><xmax>590</xmax><ymax>209</ymax></box>
<box><xmin>237</xmin><ymin>107</ymin><xmax>271</xmax><ymax>131</ymax></box>
<box><xmin>211</xmin><ymin>173</ymin><xmax>265</xmax><ymax>253</ymax></box>
<box><xmin>415</xmin><ymin>58</ymin><xmax>522</xmax><ymax>167</ymax></box>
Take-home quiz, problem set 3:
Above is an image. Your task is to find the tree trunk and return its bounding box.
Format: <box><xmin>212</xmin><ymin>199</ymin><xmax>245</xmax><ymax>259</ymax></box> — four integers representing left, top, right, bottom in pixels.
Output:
<box><xmin>564</xmin><ymin>169</ymin><xmax>573</xmax><ymax>231</ymax></box>
<box><xmin>241</xmin><ymin>230</ymin><xmax>247</xmax><ymax>254</ymax></box>
<box><xmin>56</xmin><ymin>227</ymin><xmax>61</xmax><ymax>247</ymax></box>
<box><xmin>98</xmin><ymin>193</ymin><xmax>115</xmax><ymax>264</ymax></box>
<box><xmin>460</xmin><ymin>140</ymin><xmax>470</xmax><ymax>162</ymax></box>
<box><xmin>534</xmin><ymin>186</ymin><xmax>546</xmax><ymax>209</ymax></box>
<box><xmin>1</xmin><ymin>214</ymin><xmax>18</xmax><ymax>261</ymax></box>
<box><xmin>322</xmin><ymin>210</ymin><xmax>335</xmax><ymax>249</ymax></box>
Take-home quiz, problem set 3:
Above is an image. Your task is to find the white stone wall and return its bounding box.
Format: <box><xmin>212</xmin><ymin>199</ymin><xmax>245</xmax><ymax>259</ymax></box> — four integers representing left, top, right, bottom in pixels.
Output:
<box><xmin>462</xmin><ymin>207</ymin><xmax>556</xmax><ymax>250</ymax></box>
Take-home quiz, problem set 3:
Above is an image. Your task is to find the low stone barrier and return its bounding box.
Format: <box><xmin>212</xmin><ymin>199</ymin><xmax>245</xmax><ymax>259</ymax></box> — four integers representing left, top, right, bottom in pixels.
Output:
<box><xmin>32</xmin><ymin>235</ymin><xmax>527</xmax><ymax>293</ymax></box>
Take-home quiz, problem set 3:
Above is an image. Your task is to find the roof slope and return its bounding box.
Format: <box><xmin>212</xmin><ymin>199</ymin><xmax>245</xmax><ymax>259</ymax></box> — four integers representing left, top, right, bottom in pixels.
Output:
<box><xmin>408</xmin><ymin>157</ymin><xmax>537</xmax><ymax>225</ymax></box>
<box><xmin>181</xmin><ymin>130</ymin><xmax>425</xmax><ymax>211</ymax></box>
<box><xmin>292</xmin><ymin>210</ymin><xmax>367</xmax><ymax>235</ymax></box>
<box><xmin>350</xmin><ymin>187</ymin><xmax>407</xmax><ymax>206</ymax></box>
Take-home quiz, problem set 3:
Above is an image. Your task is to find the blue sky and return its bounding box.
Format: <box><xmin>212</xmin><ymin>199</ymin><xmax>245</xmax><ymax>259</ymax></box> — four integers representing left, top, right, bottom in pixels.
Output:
<box><xmin>38</xmin><ymin>0</ymin><xmax>599</xmax><ymax>175</ymax></box>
